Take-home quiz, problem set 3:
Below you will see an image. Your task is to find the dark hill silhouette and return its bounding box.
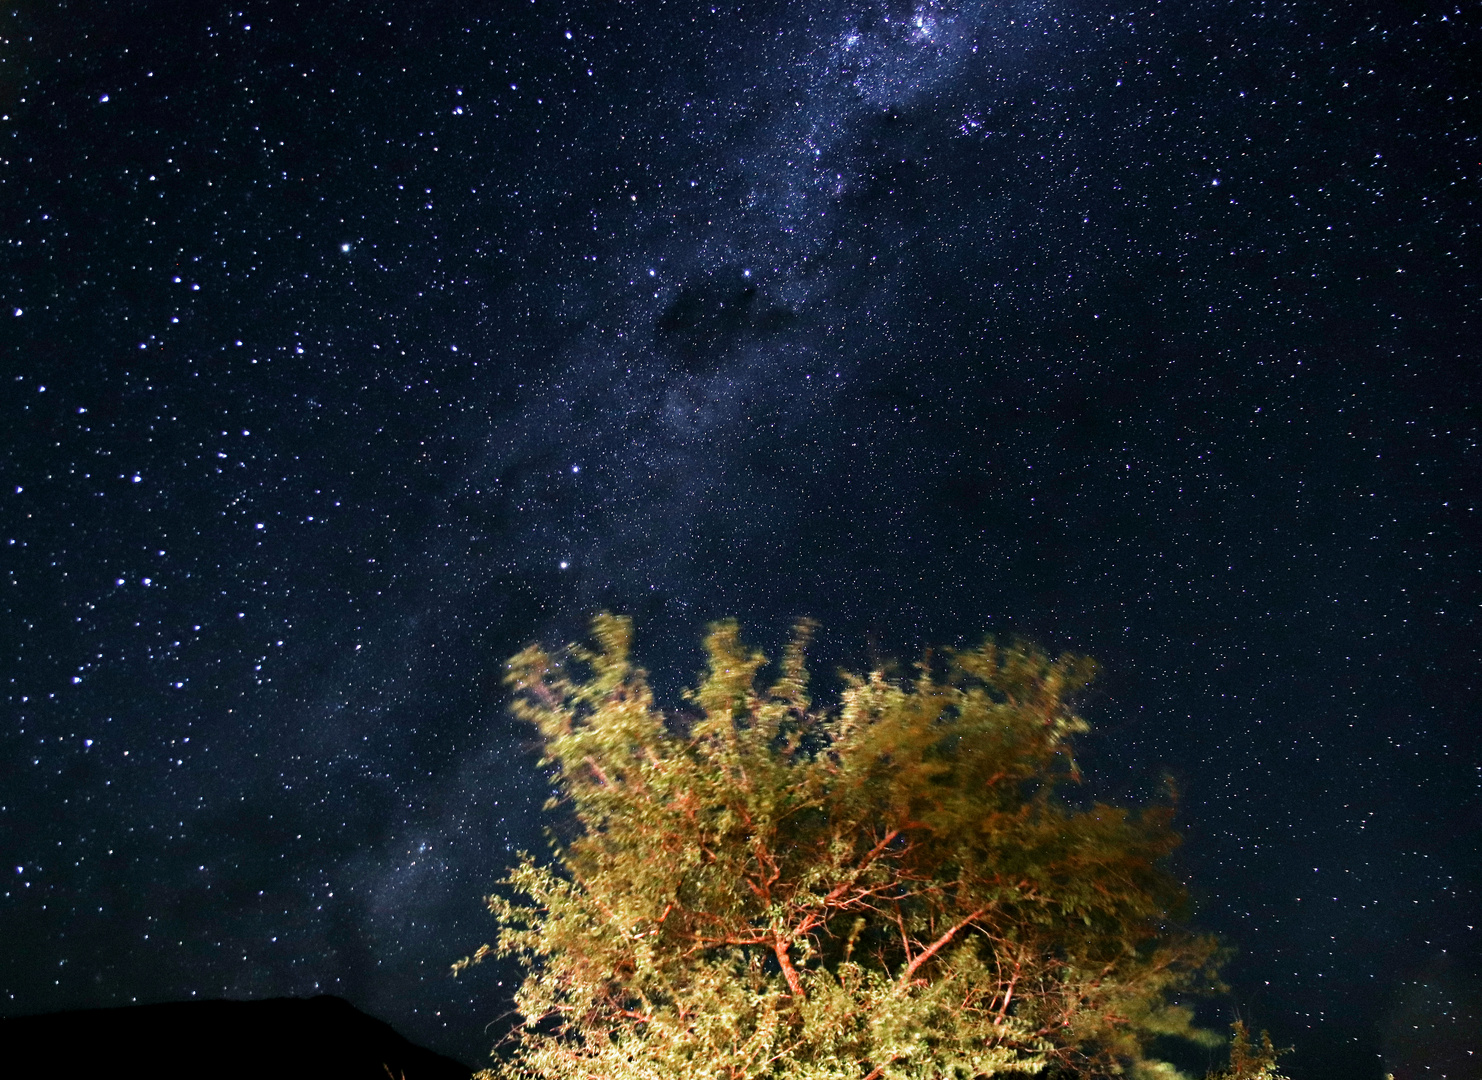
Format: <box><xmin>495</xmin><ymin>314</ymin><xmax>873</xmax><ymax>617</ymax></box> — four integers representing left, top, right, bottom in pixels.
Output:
<box><xmin>0</xmin><ymin>994</ymin><xmax>474</xmax><ymax>1079</ymax></box>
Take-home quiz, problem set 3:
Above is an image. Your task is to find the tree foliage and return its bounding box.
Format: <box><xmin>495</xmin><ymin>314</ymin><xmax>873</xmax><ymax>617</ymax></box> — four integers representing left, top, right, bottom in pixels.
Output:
<box><xmin>459</xmin><ymin>615</ymin><xmax>1233</xmax><ymax>1080</ymax></box>
<box><xmin>1204</xmin><ymin>1023</ymin><xmax>1289</xmax><ymax>1080</ymax></box>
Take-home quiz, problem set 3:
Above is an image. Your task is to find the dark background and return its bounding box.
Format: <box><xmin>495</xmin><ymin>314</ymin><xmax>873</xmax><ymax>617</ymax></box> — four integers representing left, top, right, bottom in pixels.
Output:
<box><xmin>1</xmin><ymin>0</ymin><xmax>1477</xmax><ymax>1076</ymax></box>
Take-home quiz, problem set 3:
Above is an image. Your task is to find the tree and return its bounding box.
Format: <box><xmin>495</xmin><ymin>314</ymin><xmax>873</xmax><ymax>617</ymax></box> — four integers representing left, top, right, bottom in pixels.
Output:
<box><xmin>1204</xmin><ymin>1023</ymin><xmax>1289</xmax><ymax>1080</ymax></box>
<box><xmin>457</xmin><ymin>615</ymin><xmax>1230</xmax><ymax>1080</ymax></box>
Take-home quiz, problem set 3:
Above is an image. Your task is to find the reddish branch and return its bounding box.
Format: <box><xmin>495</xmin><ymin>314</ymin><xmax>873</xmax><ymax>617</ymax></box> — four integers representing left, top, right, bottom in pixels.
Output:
<box><xmin>583</xmin><ymin>756</ymin><xmax>611</xmax><ymax>787</ymax></box>
<box><xmin>898</xmin><ymin>907</ymin><xmax>989</xmax><ymax>986</ymax></box>
<box><xmin>819</xmin><ymin>826</ymin><xmax>914</xmax><ymax>908</ymax></box>
<box><xmin>996</xmin><ymin>961</ymin><xmax>1022</xmax><ymax>1022</ymax></box>
<box><xmin>773</xmin><ymin>936</ymin><xmax>806</xmax><ymax>998</ymax></box>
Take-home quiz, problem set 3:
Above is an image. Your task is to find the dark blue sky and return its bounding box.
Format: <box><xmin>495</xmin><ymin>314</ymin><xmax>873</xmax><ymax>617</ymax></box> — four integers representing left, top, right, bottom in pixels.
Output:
<box><xmin>2</xmin><ymin>0</ymin><xmax>1477</xmax><ymax>1075</ymax></box>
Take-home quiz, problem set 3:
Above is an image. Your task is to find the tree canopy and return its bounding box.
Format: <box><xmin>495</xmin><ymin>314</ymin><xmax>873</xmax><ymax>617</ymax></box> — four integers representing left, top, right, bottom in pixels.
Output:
<box><xmin>458</xmin><ymin>615</ymin><xmax>1263</xmax><ymax>1080</ymax></box>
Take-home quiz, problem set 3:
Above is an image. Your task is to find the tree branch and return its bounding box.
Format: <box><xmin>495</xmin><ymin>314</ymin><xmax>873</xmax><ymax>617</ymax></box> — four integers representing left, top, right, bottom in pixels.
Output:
<box><xmin>583</xmin><ymin>756</ymin><xmax>611</xmax><ymax>787</ymax></box>
<box><xmin>996</xmin><ymin>960</ymin><xmax>1021</xmax><ymax>1023</ymax></box>
<box><xmin>820</xmin><ymin>827</ymin><xmax>907</xmax><ymax>909</ymax></box>
<box><xmin>774</xmin><ymin>935</ymin><xmax>806</xmax><ymax>999</ymax></box>
<box><xmin>898</xmin><ymin>907</ymin><xmax>988</xmax><ymax>986</ymax></box>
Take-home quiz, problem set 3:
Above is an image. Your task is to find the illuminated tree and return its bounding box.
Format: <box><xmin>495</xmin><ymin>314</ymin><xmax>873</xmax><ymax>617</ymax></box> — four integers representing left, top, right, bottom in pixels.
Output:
<box><xmin>1205</xmin><ymin>1023</ymin><xmax>1289</xmax><ymax>1080</ymax></box>
<box><xmin>458</xmin><ymin>614</ymin><xmax>1230</xmax><ymax>1080</ymax></box>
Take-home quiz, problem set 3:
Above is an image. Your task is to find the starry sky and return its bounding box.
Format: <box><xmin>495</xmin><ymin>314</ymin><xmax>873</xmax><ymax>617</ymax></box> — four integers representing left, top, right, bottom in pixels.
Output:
<box><xmin>2</xmin><ymin>0</ymin><xmax>1478</xmax><ymax>1076</ymax></box>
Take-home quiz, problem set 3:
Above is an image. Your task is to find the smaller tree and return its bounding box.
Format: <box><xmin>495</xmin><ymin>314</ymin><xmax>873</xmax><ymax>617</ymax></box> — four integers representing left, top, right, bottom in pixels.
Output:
<box><xmin>459</xmin><ymin>615</ymin><xmax>1226</xmax><ymax>1080</ymax></box>
<box><xmin>1204</xmin><ymin>1023</ymin><xmax>1289</xmax><ymax>1080</ymax></box>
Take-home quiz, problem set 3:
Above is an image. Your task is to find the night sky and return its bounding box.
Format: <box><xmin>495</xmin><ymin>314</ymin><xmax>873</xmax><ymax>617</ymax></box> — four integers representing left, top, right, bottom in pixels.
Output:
<box><xmin>2</xmin><ymin>0</ymin><xmax>1478</xmax><ymax>1076</ymax></box>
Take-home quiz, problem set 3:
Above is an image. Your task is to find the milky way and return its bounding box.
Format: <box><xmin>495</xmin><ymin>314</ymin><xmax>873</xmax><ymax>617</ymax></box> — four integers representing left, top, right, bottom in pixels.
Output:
<box><xmin>2</xmin><ymin>1</ymin><xmax>1476</xmax><ymax>1075</ymax></box>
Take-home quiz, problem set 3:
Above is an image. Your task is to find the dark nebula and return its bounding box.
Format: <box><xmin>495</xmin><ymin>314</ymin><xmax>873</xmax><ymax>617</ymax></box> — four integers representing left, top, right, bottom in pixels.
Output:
<box><xmin>657</xmin><ymin>273</ymin><xmax>799</xmax><ymax>370</ymax></box>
